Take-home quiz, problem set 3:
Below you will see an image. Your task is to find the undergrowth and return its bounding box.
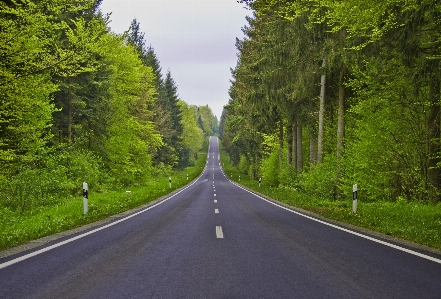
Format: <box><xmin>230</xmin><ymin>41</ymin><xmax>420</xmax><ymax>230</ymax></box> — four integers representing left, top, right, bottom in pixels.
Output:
<box><xmin>220</xmin><ymin>150</ymin><xmax>441</xmax><ymax>250</ymax></box>
<box><xmin>0</xmin><ymin>152</ymin><xmax>207</xmax><ymax>251</ymax></box>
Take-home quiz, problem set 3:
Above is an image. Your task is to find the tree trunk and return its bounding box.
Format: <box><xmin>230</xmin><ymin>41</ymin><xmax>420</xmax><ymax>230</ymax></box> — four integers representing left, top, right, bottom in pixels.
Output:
<box><xmin>337</xmin><ymin>65</ymin><xmax>346</xmax><ymax>160</ymax></box>
<box><xmin>67</xmin><ymin>86</ymin><xmax>72</xmax><ymax>144</ymax></box>
<box><xmin>292</xmin><ymin>117</ymin><xmax>297</xmax><ymax>173</ymax></box>
<box><xmin>279</xmin><ymin>120</ymin><xmax>284</xmax><ymax>168</ymax></box>
<box><xmin>428</xmin><ymin>73</ymin><xmax>441</xmax><ymax>202</ymax></box>
<box><xmin>310</xmin><ymin>130</ymin><xmax>317</xmax><ymax>165</ymax></box>
<box><xmin>251</xmin><ymin>155</ymin><xmax>257</xmax><ymax>180</ymax></box>
<box><xmin>336</xmin><ymin>64</ymin><xmax>346</xmax><ymax>199</ymax></box>
<box><xmin>297</xmin><ymin>118</ymin><xmax>303</xmax><ymax>173</ymax></box>
<box><xmin>317</xmin><ymin>56</ymin><xmax>326</xmax><ymax>163</ymax></box>
<box><xmin>287</xmin><ymin>123</ymin><xmax>292</xmax><ymax>166</ymax></box>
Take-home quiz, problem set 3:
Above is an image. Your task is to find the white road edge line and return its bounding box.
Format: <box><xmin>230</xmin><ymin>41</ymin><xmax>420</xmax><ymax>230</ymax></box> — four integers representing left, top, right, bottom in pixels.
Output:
<box><xmin>0</xmin><ymin>164</ymin><xmax>209</xmax><ymax>270</ymax></box>
<box><xmin>216</xmin><ymin>226</ymin><xmax>224</xmax><ymax>238</ymax></box>
<box><xmin>227</xmin><ymin>178</ymin><xmax>441</xmax><ymax>265</ymax></box>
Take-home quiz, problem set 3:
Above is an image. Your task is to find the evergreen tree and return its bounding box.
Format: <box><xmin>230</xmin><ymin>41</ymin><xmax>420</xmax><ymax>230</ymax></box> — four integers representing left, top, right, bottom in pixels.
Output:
<box><xmin>152</xmin><ymin>71</ymin><xmax>187</xmax><ymax>168</ymax></box>
<box><xmin>218</xmin><ymin>108</ymin><xmax>228</xmax><ymax>140</ymax></box>
<box><xmin>127</xmin><ymin>18</ymin><xmax>146</xmax><ymax>59</ymax></box>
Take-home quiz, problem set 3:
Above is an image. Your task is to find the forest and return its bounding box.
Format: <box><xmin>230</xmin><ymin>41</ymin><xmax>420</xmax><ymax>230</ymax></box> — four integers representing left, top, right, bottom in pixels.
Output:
<box><xmin>221</xmin><ymin>0</ymin><xmax>441</xmax><ymax>203</ymax></box>
<box><xmin>0</xmin><ymin>0</ymin><xmax>218</xmax><ymax>213</ymax></box>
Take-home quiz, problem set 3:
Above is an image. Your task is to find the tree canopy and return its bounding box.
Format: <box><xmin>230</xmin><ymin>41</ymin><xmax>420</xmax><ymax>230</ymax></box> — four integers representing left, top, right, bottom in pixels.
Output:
<box><xmin>224</xmin><ymin>0</ymin><xmax>441</xmax><ymax>202</ymax></box>
<box><xmin>0</xmin><ymin>2</ymin><xmax>218</xmax><ymax>212</ymax></box>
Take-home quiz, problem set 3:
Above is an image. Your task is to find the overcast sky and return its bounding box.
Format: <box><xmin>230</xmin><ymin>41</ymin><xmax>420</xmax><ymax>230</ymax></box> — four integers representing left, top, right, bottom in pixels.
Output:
<box><xmin>99</xmin><ymin>0</ymin><xmax>250</xmax><ymax>119</ymax></box>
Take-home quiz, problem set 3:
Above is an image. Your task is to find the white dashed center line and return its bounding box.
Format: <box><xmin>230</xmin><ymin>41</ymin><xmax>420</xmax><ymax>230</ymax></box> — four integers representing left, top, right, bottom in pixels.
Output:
<box><xmin>214</xmin><ymin>200</ymin><xmax>217</xmax><ymax>203</ymax></box>
<box><xmin>216</xmin><ymin>226</ymin><xmax>224</xmax><ymax>238</ymax></box>
<box><xmin>215</xmin><ymin>209</ymin><xmax>219</xmax><ymax>213</ymax></box>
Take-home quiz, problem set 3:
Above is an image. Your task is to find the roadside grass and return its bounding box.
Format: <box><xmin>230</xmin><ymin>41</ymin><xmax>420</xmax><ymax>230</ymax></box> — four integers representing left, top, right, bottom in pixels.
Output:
<box><xmin>0</xmin><ymin>152</ymin><xmax>207</xmax><ymax>251</ymax></box>
<box><xmin>220</xmin><ymin>151</ymin><xmax>441</xmax><ymax>250</ymax></box>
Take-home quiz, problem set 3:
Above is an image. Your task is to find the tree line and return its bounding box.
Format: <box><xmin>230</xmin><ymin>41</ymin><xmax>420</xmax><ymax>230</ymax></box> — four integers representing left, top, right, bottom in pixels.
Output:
<box><xmin>220</xmin><ymin>0</ymin><xmax>441</xmax><ymax>202</ymax></box>
<box><xmin>0</xmin><ymin>0</ymin><xmax>218</xmax><ymax>212</ymax></box>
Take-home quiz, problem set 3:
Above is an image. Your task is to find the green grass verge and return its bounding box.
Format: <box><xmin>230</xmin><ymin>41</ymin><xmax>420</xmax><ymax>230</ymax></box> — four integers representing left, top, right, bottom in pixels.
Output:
<box><xmin>220</xmin><ymin>150</ymin><xmax>441</xmax><ymax>250</ymax></box>
<box><xmin>0</xmin><ymin>152</ymin><xmax>207</xmax><ymax>251</ymax></box>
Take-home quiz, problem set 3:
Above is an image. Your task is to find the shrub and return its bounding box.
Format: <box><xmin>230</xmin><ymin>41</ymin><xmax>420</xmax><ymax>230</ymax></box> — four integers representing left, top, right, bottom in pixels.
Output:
<box><xmin>260</xmin><ymin>149</ymin><xmax>280</xmax><ymax>186</ymax></box>
<box><xmin>238</xmin><ymin>154</ymin><xmax>249</xmax><ymax>174</ymax></box>
<box><xmin>64</xmin><ymin>149</ymin><xmax>105</xmax><ymax>193</ymax></box>
<box><xmin>300</xmin><ymin>157</ymin><xmax>337</xmax><ymax>199</ymax></box>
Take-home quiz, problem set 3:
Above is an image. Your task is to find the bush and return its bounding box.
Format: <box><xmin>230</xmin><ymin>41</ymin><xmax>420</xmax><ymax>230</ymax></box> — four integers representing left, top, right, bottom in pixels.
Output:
<box><xmin>300</xmin><ymin>157</ymin><xmax>337</xmax><ymax>199</ymax></box>
<box><xmin>1</xmin><ymin>162</ymin><xmax>72</xmax><ymax>213</ymax></box>
<box><xmin>64</xmin><ymin>149</ymin><xmax>106</xmax><ymax>193</ymax></box>
<box><xmin>238</xmin><ymin>154</ymin><xmax>249</xmax><ymax>174</ymax></box>
<box><xmin>0</xmin><ymin>149</ymin><xmax>108</xmax><ymax>213</ymax></box>
<box><xmin>260</xmin><ymin>149</ymin><xmax>280</xmax><ymax>186</ymax></box>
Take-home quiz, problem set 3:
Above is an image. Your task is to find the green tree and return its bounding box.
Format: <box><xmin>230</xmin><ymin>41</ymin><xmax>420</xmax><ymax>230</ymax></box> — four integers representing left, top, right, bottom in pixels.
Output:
<box><xmin>237</xmin><ymin>0</ymin><xmax>441</xmax><ymax>202</ymax></box>
<box><xmin>101</xmin><ymin>33</ymin><xmax>161</xmax><ymax>185</ymax></box>
<box><xmin>197</xmin><ymin>105</ymin><xmax>218</xmax><ymax>137</ymax></box>
<box><xmin>0</xmin><ymin>0</ymin><xmax>106</xmax><ymax>175</ymax></box>
<box><xmin>178</xmin><ymin>101</ymin><xmax>204</xmax><ymax>164</ymax></box>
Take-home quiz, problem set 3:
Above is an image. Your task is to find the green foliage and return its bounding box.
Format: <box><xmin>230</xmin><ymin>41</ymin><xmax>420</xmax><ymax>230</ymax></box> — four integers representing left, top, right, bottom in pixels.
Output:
<box><xmin>223</xmin><ymin>0</ymin><xmax>441</xmax><ymax>204</ymax></box>
<box><xmin>0</xmin><ymin>0</ymin><xmax>65</xmax><ymax>170</ymax></box>
<box><xmin>259</xmin><ymin>150</ymin><xmax>280</xmax><ymax>186</ymax></box>
<box><xmin>0</xmin><ymin>155</ymin><xmax>70</xmax><ymax>213</ymax></box>
<box><xmin>238</xmin><ymin>155</ymin><xmax>250</xmax><ymax>174</ymax></box>
<box><xmin>0</xmin><ymin>74</ymin><xmax>57</xmax><ymax>169</ymax></box>
<box><xmin>218</xmin><ymin>108</ymin><xmax>227</xmax><ymax>140</ymax></box>
<box><xmin>221</xmin><ymin>146</ymin><xmax>441</xmax><ymax>249</ymax></box>
<box><xmin>300</xmin><ymin>157</ymin><xmax>337</xmax><ymax>199</ymax></box>
<box><xmin>101</xmin><ymin>33</ymin><xmax>160</xmax><ymax>186</ymax></box>
<box><xmin>0</xmin><ymin>151</ymin><xmax>208</xmax><ymax>250</ymax></box>
<box><xmin>197</xmin><ymin>105</ymin><xmax>219</xmax><ymax>136</ymax></box>
<box><xmin>0</xmin><ymin>0</ymin><xmax>209</xmax><ymax>223</ymax></box>
<box><xmin>178</xmin><ymin>101</ymin><xmax>204</xmax><ymax>165</ymax></box>
<box><xmin>63</xmin><ymin>148</ymin><xmax>105</xmax><ymax>192</ymax></box>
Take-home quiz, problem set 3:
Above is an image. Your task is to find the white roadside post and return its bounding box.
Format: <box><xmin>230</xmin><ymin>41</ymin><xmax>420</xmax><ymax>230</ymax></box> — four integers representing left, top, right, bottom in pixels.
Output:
<box><xmin>259</xmin><ymin>178</ymin><xmax>262</xmax><ymax>188</ymax></box>
<box><xmin>239</xmin><ymin>175</ymin><xmax>241</xmax><ymax>182</ymax></box>
<box><xmin>186</xmin><ymin>174</ymin><xmax>188</xmax><ymax>181</ymax></box>
<box><xmin>82</xmin><ymin>182</ymin><xmax>88</xmax><ymax>215</ymax></box>
<box><xmin>169</xmin><ymin>177</ymin><xmax>172</xmax><ymax>188</ymax></box>
<box><xmin>353</xmin><ymin>184</ymin><xmax>358</xmax><ymax>213</ymax></box>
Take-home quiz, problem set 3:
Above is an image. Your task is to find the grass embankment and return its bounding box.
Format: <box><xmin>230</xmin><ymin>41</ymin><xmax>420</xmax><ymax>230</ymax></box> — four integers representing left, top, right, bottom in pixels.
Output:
<box><xmin>220</xmin><ymin>151</ymin><xmax>441</xmax><ymax>250</ymax></box>
<box><xmin>0</xmin><ymin>152</ymin><xmax>207</xmax><ymax>251</ymax></box>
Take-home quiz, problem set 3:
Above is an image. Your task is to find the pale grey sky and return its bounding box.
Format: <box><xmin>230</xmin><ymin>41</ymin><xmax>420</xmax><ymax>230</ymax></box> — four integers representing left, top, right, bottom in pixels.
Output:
<box><xmin>99</xmin><ymin>0</ymin><xmax>250</xmax><ymax>119</ymax></box>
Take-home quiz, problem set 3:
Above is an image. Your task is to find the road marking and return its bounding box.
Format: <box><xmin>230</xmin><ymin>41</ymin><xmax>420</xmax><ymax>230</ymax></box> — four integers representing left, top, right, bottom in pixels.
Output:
<box><xmin>216</xmin><ymin>226</ymin><xmax>224</xmax><ymax>238</ymax></box>
<box><xmin>214</xmin><ymin>200</ymin><xmax>217</xmax><ymax>203</ymax></box>
<box><xmin>214</xmin><ymin>194</ymin><xmax>216</xmax><ymax>196</ymax></box>
<box><xmin>0</xmin><ymin>163</ymin><xmax>210</xmax><ymax>270</ymax></box>
<box><xmin>215</xmin><ymin>209</ymin><xmax>219</xmax><ymax>213</ymax></box>
<box><xmin>229</xmin><ymin>181</ymin><xmax>441</xmax><ymax>265</ymax></box>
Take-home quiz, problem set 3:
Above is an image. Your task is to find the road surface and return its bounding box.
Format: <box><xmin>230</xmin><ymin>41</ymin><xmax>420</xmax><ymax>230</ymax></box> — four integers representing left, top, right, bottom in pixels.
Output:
<box><xmin>1</xmin><ymin>136</ymin><xmax>441</xmax><ymax>298</ymax></box>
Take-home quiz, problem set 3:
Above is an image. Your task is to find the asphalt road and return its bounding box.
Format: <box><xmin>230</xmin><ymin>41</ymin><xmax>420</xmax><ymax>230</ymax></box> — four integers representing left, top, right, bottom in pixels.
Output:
<box><xmin>1</xmin><ymin>136</ymin><xmax>441</xmax><ymax>298</ymax></box>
